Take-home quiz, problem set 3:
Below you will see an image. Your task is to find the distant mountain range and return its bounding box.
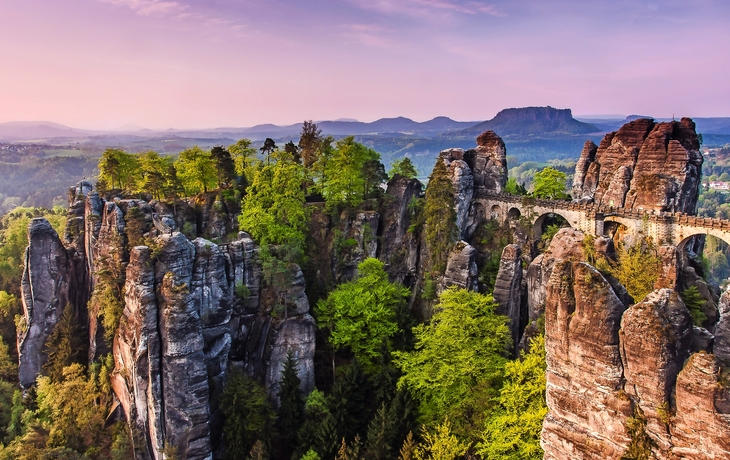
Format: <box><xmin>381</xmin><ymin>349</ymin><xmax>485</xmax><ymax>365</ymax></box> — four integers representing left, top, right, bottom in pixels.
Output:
<box><xmin>2</xmin><ymin>108</ymin><xmax>729</xmax><ymax>144</ymax></box>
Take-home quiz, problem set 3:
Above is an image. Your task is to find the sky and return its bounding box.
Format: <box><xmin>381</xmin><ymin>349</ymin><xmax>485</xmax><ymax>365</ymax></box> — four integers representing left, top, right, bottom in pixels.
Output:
<box><xmin>0</xmin><ymin>0</ymin><xmax>728</xmax><ymax>130</ymax></box>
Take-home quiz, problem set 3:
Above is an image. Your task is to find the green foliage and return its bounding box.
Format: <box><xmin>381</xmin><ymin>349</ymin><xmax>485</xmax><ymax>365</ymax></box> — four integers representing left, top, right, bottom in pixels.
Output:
<box><xmin>389</xmin><ymin>158</ymin><xmax>419</xmax><ymax>180</ymax></box>
<box><xmin>220</xmin><ymin>369</ymin><xmax>274</xmax><ymax>459</ymax></box>
<box><xmin>504</xmin><ymin>177</ymin><xmax>527</xmax><ymax>196</ymax></box>
<box><xmin>43</xmin><ymin>304</ymin><xmax>83</xmax><ymax>382</ymax></box>
<box><xmin>607</xmin><ymin>238</ymin><xmax>661</xmax><ymax>302</ymax></box>
<box><xmin>621</xmin><ymin>407</ymin><xmax>654</xmax><ymax>460</ymax></box>
<box><xmin>538</xmin><ymin>223</ymin><xmax>562</xmax><ymax>252</ymax></box>
<box><xmin>239</xmin><ymin>152</ymin><xmax>309</xmax><ymax>250</ymax></box>
<box><xmin>234</xmin><ymin>282</ymin><xmax>250</xmax><ymax>300</ymax></box>
<box><xmin>424</xmin><ymin>158</ymin><xmax>457</xmax><ymax>274</ymax></box>
<box><xmin>136</xmin><ymin>150</ymin><xmax>178</xmax><ymax>200</ymax></box>
<box><xmin>394</xmin><ymin>288</ymin><xmax>510</xmax><ymax>440</ymax></box>
<box><xmin>301</xmin><ymin>449</ymin><xmax>322</xmax><ymax>460</ymax></box>
<box><xmin>0</xmin><ymin>358</ymin><xmax>121</xmax><ymax>458</ymax></box>
<box><xmin>174</xmin><ymin>146</ymin><xmax>218</xmax><ymax>195</ymax></box>
<box><xmin>211</xmin><ymin>146</ymin><xmax>236</xmax><ymax>191</ymax></box>
<box><xmin>413</xmin><ymin>418</ymin><xmax>468</xmax><ymax>460</ymax></box>
<box><xmin>90</xmin><ymin>281</ymin><xmax>124</xmax><ymax>346</ymax></box>
<box><xmin>0</xmin><ymin>207</ymin><xmax>66</xmax><ymax>295</ymax></box>
<box><xmin>531</xmin><ymin>166</ymin><xmax>569</xmax><ymax>200</ymax></box>
<box><xmin>98</xmin><ymin>148</ymin><xmax>140</xmax><ymax>192</ymax></box>
<box><xmin>316</xmin><ymin>258</ymin><xmax>410</xmax><ymax>373</ymax></box>
<box><xmin>680</xmin><ymin>286</ymin><xmax>708</xmax><ymax>327</ymax></box>
<box><xmin>294</xmin><ymin>389</ymin><xmax>331</xmax><ymax>459</ymax></box>
<box><xmin>421</xmin><ymin>278</ymin><xmax>437</xmax><ymax>302</ymax></box>
<box><xmin>320</xmin><ymin>136</ymin><xmax>383</xmax><ymax>209</ymax></box>
<box><xmin>328</xmin><ymin>361</ymin><xmax>371</xmax><ymax>447</ymax></box>
<box><xmin>478</xmin><ymin>335</ymin><xmax>547</xmax><ymax>459</ymax></box>
<box><xmin>276</xmin><ymin>352</ymin><xmax>304</xmax><ymax>458</ymax></box>
<box><xmin>229</xmin><ymin>138</ymin><xmax>259</xmax><ymax>177</ymax></box>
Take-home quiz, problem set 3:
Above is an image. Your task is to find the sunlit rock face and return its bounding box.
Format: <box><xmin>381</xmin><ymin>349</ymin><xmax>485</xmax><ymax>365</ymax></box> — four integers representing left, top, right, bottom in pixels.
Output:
<box><xmin>17</xmin><ymin>218</ymin><xmax>71</xmax><ymax>388</ymax></box>
<box><xmin>573</xmin><ymin>117</ymin><xmax>703</xmax><ymax>213</ymax></box>
<box><xmin>541</xmin><ymin>256</ymin><xmax>730</xmax><ymax>459</ymax></box>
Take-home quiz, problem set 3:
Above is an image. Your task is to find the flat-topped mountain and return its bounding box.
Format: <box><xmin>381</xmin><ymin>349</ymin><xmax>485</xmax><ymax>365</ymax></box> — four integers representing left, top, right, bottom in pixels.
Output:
<box><xmin>457</xmin><ymin>106</ymin><xmax>600</xmax><ymax>137</ymax></box>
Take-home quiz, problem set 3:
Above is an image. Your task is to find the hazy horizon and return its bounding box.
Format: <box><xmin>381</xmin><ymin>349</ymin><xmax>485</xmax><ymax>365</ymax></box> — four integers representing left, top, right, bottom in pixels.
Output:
<box><xmin>2</xmin><ymin>0</ymin><xmax>729</xmax><ymax>130</ymax></box>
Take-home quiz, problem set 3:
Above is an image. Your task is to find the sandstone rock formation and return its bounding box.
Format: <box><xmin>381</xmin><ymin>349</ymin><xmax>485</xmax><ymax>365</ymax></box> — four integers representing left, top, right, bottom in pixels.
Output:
<box><xmin>541</xmin><ymin>231</ymin><xmax>730</xmax><ymax>459</ymax></box>
<box><xmin>492</xmin><ymin>244</ymin><xmax>523</xmax><ymax>348</ymax></box>
<box><xmin>18</xmin><ymin>219</ymin><xmax>71</xmax><ymax>388</ymax></box>
<box><xmin>440</xmin><ymin>241</ymin><xmax>479</xmax><ymax>292</ymax></box>
<box><xmin>18</xmin><ymin>184</ymin><xmax>317</xmax><ymax>460</ymax></box>
<box><xmin>573</xmin><ymin>118</ymin><xmax>703</xmax><ymax>213</ymax></box>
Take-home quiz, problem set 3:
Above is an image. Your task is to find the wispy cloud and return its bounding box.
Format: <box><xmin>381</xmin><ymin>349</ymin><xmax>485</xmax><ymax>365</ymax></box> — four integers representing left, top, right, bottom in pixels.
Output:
<box><xmin>97</xmin><ymin>0</ymin><xmax>187</xmax><ymax>16</ymax></box>
<box><xmin>340</xmin><ymin>24</ymin><xmax>401</xmax><ymax>47</ymax></box>
<box><xmin>347</xmin><ymin>0</ymin><xmax>503</xmax><ymax>20</ymax></box>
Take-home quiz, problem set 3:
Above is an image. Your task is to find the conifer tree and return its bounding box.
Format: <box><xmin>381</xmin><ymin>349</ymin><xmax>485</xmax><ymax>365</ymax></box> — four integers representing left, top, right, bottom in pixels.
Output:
<box><xmin>210</xmin><ymin>146</ymin><xmax>236</xmax><ymax>191</ymax></box>
<box><xmin>276</xmin><ymin>351</ymin><xmax>304</xmax><ymax>458</ymax></box>
<box><xmin>43</xmin><ymin>303</ymin><xmax>82</xmax><ymax>382</ymax></box>
<box><xmin>330</xmin><ymin>360</ymin><xmax>371</xmax><ymax>442</ymax></box>
<box><xmin>389</xmin><ymin>157</ymin><xmax>419</xmax><ymax>180</ymax></box>
<box><xmin>424</xmin><ymin>158</ymin><xmax>457</xmax><ymax>274</ymax></box>
<box><xmin>365</xmin><ymin>404</ymin><xmax>392</xmax><ymax>460</ymax></box>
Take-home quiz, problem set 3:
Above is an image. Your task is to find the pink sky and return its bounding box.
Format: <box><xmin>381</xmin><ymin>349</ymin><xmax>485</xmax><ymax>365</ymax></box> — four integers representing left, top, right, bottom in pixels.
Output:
<box><xmin>1</xmin><ymin>0</ymin><xmax>728</xmax><ymax>130</ymax></box>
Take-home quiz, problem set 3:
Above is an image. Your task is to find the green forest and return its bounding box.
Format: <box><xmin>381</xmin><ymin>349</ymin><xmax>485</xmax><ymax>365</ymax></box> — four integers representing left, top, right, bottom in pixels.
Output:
<box><xmin>0</xmin><ymin>121</ymin><xmax>662</xmax><ymax>460</ymax></box>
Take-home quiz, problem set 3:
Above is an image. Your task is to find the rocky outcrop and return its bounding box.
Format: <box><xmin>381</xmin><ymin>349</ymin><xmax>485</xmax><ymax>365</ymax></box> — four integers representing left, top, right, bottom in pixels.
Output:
<box><xmin>671</xmin><ymin>352</ymin><xmax>730</xmax><ymax>458</ymax></box>
<box><xmin>440</xmin><ymin>241</ymin><xmax>478</xmax><ymax>292</ymax></box>
<box><xmin>620</xmin><ymin>289</ymin><xmax>692</xmax><ymax>451</ymax></box>
<box><xmin>379</xmin><ymin>176</ymin><xmax>423</xmax><ymax>286</ymax></box>
<box><xmin>18</xmin><ymin>219</ymin><xmax>71</xmax><ymax>388</ymax></box>
<box><xmin>438</xmin><ymin>131</ymin><xmax>509</xmax><ymax>240</ymax></box>
<box><xmin>542</xmin><ymin>251</ymin><xmax>730</xmax><ymax>459</ymax></box>
<box><xmin>466</xmin><ymin>130</ymin><xmax>508</xmax><ymax>195</ymax></box>
<box><xmin>572</xmin><ymin>118</ymin><xmax>703</xmax><ymax>213</ymax></box>
<box><xmin>572</xmin><ymin>140</ymin><xmax>598</xmax><ymax>201</ymax></box>
<box><xmin>541</xmin><ymin>260</ymin><xmax>630</xmax><ymax>459</ymax></box>
<box><xmin>493</xmin><ymin>244</ymin><xmax>523</xmax><ymax>348</ymax></box>
<box><xmin>526</xmin><ymin>228</ymin><xmax>586</xmax><ymax>322</ymax></box>
<box><xmin>714</xmin><ymin>288</ymin><xmax>730</xmax><ymax>366</ymax></box>
<box><xmin>439</xmin><ymin>149</ymin><xmax>473</xmax><ymax>239</ymax></box>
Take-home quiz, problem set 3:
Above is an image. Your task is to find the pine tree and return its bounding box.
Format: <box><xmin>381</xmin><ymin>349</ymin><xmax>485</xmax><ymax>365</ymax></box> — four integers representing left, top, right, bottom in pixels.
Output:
<box><xmin>365</xmin><ymin>404</ymin><xmax>392</xmax><ymax>460</ymax></box>
<box><xmin>43</xmin><ymin>303</ymin><xmax>82</xmax><ymax>382</ymax></box>
<box><xmin>330</xmin><ymin>360</ymin><xmax>371</xmax><ymax>442</ymax></box>
<box><xmin>424</xmin><ymin>158</ymin><xmax>457</xmax><ymax>274</ymax></box>
<box><xmin>276</xmin><ymin>351</ymin><xmax>304</xmax><ymax>458</ymax></box>
<box><xmin>210</xmin><ymin>146</ymin><xmax>236</xmax><ymax>191</ymax></box>
<box><xmin>316</xmin><ymin>413</ymin><xmax>340</xmax><ymax>459</ymax></box>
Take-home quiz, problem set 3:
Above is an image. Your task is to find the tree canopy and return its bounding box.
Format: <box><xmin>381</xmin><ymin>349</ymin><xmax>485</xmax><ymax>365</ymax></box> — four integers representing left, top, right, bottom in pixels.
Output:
<box><xmin>320</xmin><ymin>136</ymin><xmax>384</xmax><ymax>209</ymax></box>
<box><xmin>389</xmin><ymin>158</ymin><xmax>419</xmax><ymax>180</ymax></box>
<box><xmin>531</xmin><ymin>166</ymin><xmax>569</xmax><ymax>200</ymax></box>
<box><xmin>315</xmin><ymin>258</ymin><xmax>410</xmax><ymax>373</ymax></box>
<box><xmin>175</xmin><ymin>146</ymin><xmax>218</xmax><ymax>195</ymax></box>
<box><xmin>238</xmin><ymin>149</ymin><xmax>309</xmax><ymax>250</ymax></box>
<box><xmin>394</xmin><ymin>287</ymin><xmax>510</xmax><ymax>440</ymax></box>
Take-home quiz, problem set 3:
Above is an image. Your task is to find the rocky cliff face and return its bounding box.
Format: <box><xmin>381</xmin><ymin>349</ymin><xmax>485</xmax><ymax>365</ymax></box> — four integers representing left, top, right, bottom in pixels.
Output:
<box><xmin>18</xmin><ymin>187</ymin><xmax>316</xmax><ymax>460</ymax></box>
<box><xmin>573</xmin><ymin>118</ymin><xmax>703</xmax><ymax>213</ymax></box>
<box><xmin>541</xmin><ymin>231</ymin><xmax>730</xmax><ymax>459</ymax></box>
<box><xmin>18</xmin><ymin>219</ymin><xmax>71</xmax><ymax>388</ymax></box>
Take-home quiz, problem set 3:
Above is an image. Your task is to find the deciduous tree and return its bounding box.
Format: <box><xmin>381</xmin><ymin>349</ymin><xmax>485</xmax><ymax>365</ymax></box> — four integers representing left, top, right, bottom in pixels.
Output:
<box><xmin>394</xmin><ymin>288</ymin><xmax>510</xmax><ymax>439</ymax></box>
<box><xmin>174</xmin><ymin>146</ymin><xmax>217</xmax><ymax>195</ymax></box>
<box><xmin>316</xmin><ymin>258</ymin><xmax>409</xmax><ymax>373</ymax></box>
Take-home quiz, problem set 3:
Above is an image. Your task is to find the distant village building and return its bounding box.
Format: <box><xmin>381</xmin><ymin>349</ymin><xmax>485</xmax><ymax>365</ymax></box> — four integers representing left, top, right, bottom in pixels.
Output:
<box><xmin>709</xmin><ymin>181</ymin><xmax>730</xmax><ymax>190</ymax></box>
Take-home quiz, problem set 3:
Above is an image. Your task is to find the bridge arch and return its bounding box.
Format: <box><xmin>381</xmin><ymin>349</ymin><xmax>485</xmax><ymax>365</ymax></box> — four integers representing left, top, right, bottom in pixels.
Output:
<box><xmin>490</xmin><ymin>204</ymin><xmax>501</xmax><ymax>220</ymax></box>
<box><xmin>507</xmin><ymin>207</ymin><xmax>521</xmax><ymax>221</ymax></box>
<box><xmin>533</xmin><ymin>212</ymin><xmax>571</xmax><ymax>242</ymax></box>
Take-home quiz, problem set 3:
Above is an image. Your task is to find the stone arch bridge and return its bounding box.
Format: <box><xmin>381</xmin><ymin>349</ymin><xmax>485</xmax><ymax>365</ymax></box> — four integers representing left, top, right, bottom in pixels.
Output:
<box><xmin>477</xmin><ymin>192</ymin><xmax>730</xmax><ymax>249</ymax></box>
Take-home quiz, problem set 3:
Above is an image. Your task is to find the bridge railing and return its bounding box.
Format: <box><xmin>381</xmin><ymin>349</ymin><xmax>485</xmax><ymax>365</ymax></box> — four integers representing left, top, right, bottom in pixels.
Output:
<box><xmin>476</xmin><ymin>190</ymin><xmax>730</xmax><ymax>230</ymax></box>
